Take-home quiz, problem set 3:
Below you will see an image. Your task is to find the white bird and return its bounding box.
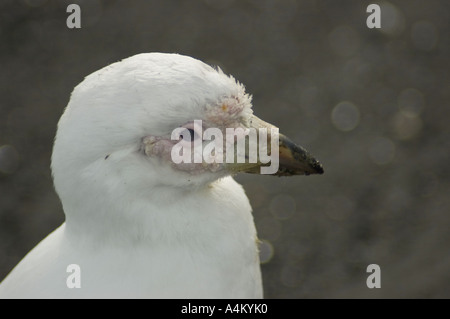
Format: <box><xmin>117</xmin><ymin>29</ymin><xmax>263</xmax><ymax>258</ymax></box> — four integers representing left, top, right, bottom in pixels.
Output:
<box><xmin>0</xmin><ymin>53</ymin><xmax>323</xmax><ymax>298</ymax></box>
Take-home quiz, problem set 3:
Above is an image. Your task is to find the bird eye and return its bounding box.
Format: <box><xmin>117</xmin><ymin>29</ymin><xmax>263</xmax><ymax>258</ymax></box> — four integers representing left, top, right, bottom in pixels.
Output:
<box><xmin>181</xmin><ymin>128</ymin><xmax>200</xmax><ymax>142</ymax></box>
<box><xmin>186</xmin><ymin>128</ymin><xmax>196</xmax><ymax>141</ymax></box>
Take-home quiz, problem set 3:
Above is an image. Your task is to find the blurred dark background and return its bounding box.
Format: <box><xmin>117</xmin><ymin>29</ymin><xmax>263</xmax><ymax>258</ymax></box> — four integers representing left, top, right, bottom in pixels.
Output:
<box><xmin>1</xmin><ymin>0</ymin><xmax>449</xmax><ymax>298</ymax></box>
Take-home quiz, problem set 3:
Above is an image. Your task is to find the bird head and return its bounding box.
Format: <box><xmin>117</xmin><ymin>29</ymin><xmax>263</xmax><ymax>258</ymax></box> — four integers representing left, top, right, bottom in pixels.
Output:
<box><xmin>51</xmin><ymin>53</ymin><xmax>323</xmax><ymax>211</ymax></box>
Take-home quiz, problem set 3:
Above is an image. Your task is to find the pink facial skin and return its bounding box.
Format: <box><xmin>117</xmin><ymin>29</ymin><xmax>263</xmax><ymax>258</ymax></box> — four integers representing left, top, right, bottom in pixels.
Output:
<box><xmin>205</xmin><ymin>94</ymin><xmax>252</xmax><ymax>127</ymax></box>
<box><xmin>142</xmin><ymin>93</ymin><xmax>253</xmax><ymax>175</ymax></box>
<box><xmin>142</xmin><ymin>134</ymin><xmax>223</xmax><ymax>175</ymax></box>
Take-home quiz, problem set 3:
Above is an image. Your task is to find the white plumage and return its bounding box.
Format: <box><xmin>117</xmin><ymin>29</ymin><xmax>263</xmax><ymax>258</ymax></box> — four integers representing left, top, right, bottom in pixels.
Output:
<box><xmin>0</xmin><ymin>53</ymin><xmax>322</xmax><ymax>298</ymax></box>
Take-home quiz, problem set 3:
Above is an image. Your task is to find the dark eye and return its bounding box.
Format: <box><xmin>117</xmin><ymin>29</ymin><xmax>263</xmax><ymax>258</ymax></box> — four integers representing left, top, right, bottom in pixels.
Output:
<box><xmin>180</xmin><ymin>128</ymin><xmax>199</xmax><ymax>142</ymax></box>
<box><xmin>186</xmin><ymin>128</ymin><xmax>196</xmax><ymax>142</ymax></box>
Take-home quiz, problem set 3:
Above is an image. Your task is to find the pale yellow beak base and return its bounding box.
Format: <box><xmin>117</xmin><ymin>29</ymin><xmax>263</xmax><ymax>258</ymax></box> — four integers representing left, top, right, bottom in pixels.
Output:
<box><xmin>227</xmin><ymin>116</ymin><xmax>324</xmax><ymax>177</ymax></box>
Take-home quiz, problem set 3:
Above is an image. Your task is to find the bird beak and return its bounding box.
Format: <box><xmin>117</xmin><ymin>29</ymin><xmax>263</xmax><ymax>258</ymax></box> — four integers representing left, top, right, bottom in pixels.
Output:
<box><xmin>226</xmin><ymin>115</ymin><xmax>324</xmax><ymax>176</ymax></box>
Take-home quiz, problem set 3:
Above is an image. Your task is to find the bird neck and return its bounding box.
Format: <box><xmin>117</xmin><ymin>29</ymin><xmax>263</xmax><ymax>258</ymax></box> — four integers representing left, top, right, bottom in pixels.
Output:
<box><xmin>62</xmin><ymin>176</ymin><xmax>251</xmax><ymax>250</ymax></box>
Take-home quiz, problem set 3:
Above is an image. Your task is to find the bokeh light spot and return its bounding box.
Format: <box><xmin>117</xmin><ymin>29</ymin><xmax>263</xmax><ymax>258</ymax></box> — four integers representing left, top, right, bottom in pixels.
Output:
<box><xmin>259</xmin><ymin>239</ymin><xmax>274</xmax><ymax>264</ymax></box>
<box><xmin>331</xmin><ymin>101</ymin><xmax>360</xmax><ymax>132</ymax></box>
<box><xmin>379</xmin><ymin>1</ymin><xmax>405</xmax><ymax>36</ymax></box>
<box><xmin>391</xmin><ymin>112</ymin><xmax>423</xmax><ymax>140</ymax></box>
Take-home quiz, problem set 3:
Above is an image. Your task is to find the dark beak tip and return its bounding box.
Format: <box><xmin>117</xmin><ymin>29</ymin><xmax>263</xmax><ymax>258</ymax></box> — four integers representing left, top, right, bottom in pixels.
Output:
<box><xmin>302</xmin><ymin>164</ymin><xmax>323</xmax><ymax>176</ymax></box>
<box><xmin>274</xmin><ymin>160</ymin><xmax>324</xmax><ymax>177</ymax></box>
<box><xmin>312</xmin><ymin>161</ymin><xmax>324</xmax><ymax>175</ymax></box>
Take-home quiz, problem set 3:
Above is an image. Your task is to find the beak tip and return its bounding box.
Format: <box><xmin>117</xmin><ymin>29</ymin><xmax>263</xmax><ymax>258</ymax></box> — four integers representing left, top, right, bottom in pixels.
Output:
<box><xmin>300</xmin><ymin>161</ymin><xmax>324</xmax><ymax>176</ymax></box>
<box><xmin>274</xmin><ymin>159</ymin><xmax>324</xmax><ymax>176</ymax></box>
<box><xmin>311</xmin><ymin>160</ymin><xmax>324</xmax><ymax>175</ymax></box>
